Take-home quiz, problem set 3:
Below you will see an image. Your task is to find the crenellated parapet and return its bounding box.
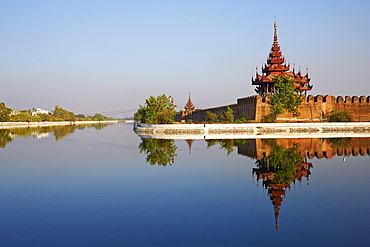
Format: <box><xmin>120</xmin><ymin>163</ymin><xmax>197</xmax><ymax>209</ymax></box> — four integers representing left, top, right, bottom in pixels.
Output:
<box><xmin>175</xmin><ymin>93</ymin><xmax>370</xmax><ymax>123</ymax></box>
<box><xmin>236</xmin><ymin>94</ymin><xmax>370</xmax><ymax>122</ymax></box>
<box><xmin>236</xmin><ymin>137</ymin><xmax>370</xmax><ymax>160</ymax></box>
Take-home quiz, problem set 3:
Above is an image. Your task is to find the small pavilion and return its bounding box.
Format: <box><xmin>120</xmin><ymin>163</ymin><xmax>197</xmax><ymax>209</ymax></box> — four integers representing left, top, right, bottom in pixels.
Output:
<box><xmin>181</xmin><ymin>93</ymin><xmax>196</xmax><ymax>121</ymax></box>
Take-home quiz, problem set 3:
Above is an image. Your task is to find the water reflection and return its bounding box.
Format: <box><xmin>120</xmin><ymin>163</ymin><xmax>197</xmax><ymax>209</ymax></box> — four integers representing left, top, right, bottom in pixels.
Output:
<box><xmin>138</xmin><ymin>136</ymin><xmax>370</xmax><ymax>230</ymax></box>
<box><xmin>206</xmin><ymin>139</ymin><xmax>235</xmax><ymax>155</ymax></box>
<box><xmin>251</xmin><ymin>140</ymin><xmax>310</xmax><ymax>230</ymax></box>
<box><xmin>139</xmin><ymin>138</ymin><xmax>177</xmax><ymax>166</ymax></box>
<box><xmin>0</xmin><ymin>123</ymin><xmax>111</xmax><ymax>148</ymax></box>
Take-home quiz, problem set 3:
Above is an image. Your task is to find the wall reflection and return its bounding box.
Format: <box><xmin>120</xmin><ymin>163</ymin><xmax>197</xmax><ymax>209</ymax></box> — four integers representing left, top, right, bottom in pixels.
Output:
<box><xmin>0</xmin><ymin>123</ymin><xmax>111</xmax><ymax>148</ymax></box>
<box><xmin>138</xmin><ymin>136</ymin><xmax>370</xmax><ymax>229</ymax></box>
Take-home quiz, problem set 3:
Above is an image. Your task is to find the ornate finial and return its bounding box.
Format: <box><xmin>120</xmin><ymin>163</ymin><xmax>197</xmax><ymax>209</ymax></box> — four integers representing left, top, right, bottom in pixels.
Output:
<box><xmin>274</xmin><ymin>21</ymin><xmax>278</xmax><ymax>43</ymax></box>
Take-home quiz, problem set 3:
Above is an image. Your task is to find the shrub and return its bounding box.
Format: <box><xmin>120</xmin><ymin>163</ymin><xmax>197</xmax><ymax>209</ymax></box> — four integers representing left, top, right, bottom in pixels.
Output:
<box><xmin>328</xmin><ymin>110</ymin><xmax>352</xmax><ymax>122</ymax></box>
<box><xmin>206</xmin><ymin>111</ymin><xmax>218</xmax><ymax>123</ymax></box>
<box><xmin>220</xmin><ymin>106</ymin><xmax>234</xmax><ymax>123</ymax></box>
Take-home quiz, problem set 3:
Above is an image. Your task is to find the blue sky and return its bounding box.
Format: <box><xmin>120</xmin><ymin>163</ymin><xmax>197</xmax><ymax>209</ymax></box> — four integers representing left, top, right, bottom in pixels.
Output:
<box><xmin>1</xmin><ymin>0</ymin><xmax>369</xmax><ymax>117</ymax></box>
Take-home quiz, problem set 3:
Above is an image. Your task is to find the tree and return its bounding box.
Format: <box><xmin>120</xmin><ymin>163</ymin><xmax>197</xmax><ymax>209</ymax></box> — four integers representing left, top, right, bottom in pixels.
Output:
<box><xmin>134</xmin><ymin>94</ymin><xmax>177</xmax><ymax>124</ymax></box>
<box><xmin>10</xmin><ymin>111</ymin><xmax>31</xmax><ymax>122</ymax></box>
<box><xmin>91</xmin><ymin>113</ymin><xmax>106</xmax><ymax>121</ymax></box>
<box><xmin>38</xmin><ymin>113</ymin><xmax>53</xmax><ymax>122</ymax></box>
<box><xmin>206</xmin><ymin>111</ymin><xmax>218</xmax><ymax>123</ymax></box>
<box><xmin>263</xmin><ymin>76</ymin><xmax>303</xmax><ymax>122</ymax></box>
<box><xmin>0</xmin><ymin>102</ymin><xmax>12</xmax><ymax>122</ymax></box>
<box><xmin>235</xmin><ymin>113</ymin><xmax>249</xmax><ymax>123</ymax></box>
<box><xmin>220</xmin><ymin>106</ymin><xmax>234</xmax><ymax>123</ymax></box>
<box><xmin>52</xmin><ymin>105</ymin><xmax>76</xmax><ymax>121</ymax></box>
<box><xmin>328</xmin><ymin>110</ymin><xmax>352</xmax><ymax>122</ymax></box>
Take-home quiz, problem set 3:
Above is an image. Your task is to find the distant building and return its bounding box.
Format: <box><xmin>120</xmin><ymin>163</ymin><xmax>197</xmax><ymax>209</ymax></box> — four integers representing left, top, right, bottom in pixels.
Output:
<box><xmin>31</xmin><ymin>108</ymin><xmax>51</xmax><ymax>116</ymax></box>
<box><xmin>10</xmin><ymin>110</ymin><xmax>20</xmax><ymax>116</ymax></box>
<box><xmin>180</xmin><ymin>93</ymin><xmax>196</xmax><ymax>122</ymax></box>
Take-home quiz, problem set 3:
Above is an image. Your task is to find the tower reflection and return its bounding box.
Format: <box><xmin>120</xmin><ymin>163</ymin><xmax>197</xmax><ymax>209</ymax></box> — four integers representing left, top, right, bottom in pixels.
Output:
<box><xmin>236</xmin><ymin>137</ymin><xmax>370</xmax><ymax>229</ymax></box>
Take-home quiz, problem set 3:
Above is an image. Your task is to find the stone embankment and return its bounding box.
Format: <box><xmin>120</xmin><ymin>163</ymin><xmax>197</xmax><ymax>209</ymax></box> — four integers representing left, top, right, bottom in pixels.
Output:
<box><xmin>0</xmin><ymin>120</ymin><xmax>119</xmax><ymax>129</ymax></box>
<box><xmin>134</xmin><ymin>122</ymin><xmax>370</xmax><ymax>139</ymax></box>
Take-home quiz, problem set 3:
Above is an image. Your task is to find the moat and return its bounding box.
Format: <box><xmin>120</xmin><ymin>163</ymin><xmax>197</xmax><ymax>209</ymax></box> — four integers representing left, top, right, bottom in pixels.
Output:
<box><xmin>1</xmin><ymin>123</ymin><xmax>370</xmax><ymax>246</ymax></box>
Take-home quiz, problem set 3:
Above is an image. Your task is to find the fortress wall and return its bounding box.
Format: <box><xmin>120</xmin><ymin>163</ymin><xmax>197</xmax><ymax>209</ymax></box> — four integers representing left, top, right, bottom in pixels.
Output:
<box><xmin>176</xmin><ymin>94</ymin><xmax>370</xmax><ymax>123</ymax></box>
<box><xmin>332</xmin><ymin>95</ymin><xmax>370</xmax><ymax>121</ymax></box>
<box><xmin>183</xmin><ymin>104</ymin><xmax>237</xmax><ymax>123</ymax></box>
<box><xmin>236</xmin><ymin>95</ymin><xmax>258</xmax><ymax>120</ymax></box>
<box><xmin>237</xmin><ymin>94</ymin><xmax>370</xmax><ymax>122</ymax></box>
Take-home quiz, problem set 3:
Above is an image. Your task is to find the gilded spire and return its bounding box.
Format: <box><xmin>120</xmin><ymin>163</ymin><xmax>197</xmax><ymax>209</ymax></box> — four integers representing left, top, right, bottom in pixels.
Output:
<box><xmin>273</xmin><ymin>21</ymin><xmax>278</xmax><ymax>44</ymax></box>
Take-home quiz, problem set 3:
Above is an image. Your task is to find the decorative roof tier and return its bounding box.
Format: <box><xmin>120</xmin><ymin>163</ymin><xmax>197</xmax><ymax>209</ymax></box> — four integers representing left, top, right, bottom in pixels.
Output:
<box><xmin>252</xmin><ymin>22</ymin><xmax>313</xmax><ymax>97</ymax></box>
<box><xmin>185</xmin><ymin>93</ymin><xmax>195</xmax><ymax>111</ymax></box>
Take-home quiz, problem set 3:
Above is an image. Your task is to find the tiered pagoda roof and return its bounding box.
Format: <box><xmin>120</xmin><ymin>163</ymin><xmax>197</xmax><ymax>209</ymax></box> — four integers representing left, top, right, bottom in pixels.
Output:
<box><xmin>252</xmin><ymin>22</ymin><xmax>313</xmax><ymax>97</ymax></box>
<box><xmin>253</xmin><ymin>160</ymin><xmax>312</xmax><ymax>230</ymax></box>
<box><xmin>185</xmin><ymin>93</ymin><xmax>195</xmax><ymax>111</ymax></box>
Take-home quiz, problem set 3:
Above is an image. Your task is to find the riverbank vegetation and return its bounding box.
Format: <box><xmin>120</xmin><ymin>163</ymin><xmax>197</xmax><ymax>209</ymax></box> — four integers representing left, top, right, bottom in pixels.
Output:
<box><xmin>134</xmin><ymin>94</ymin><xmax>177</xmax><ymax>124</ymax></box>
<box><xmin>0</xmin><ymin>102</ymin><xmax>114</xmax><ymax>122</ymax></box>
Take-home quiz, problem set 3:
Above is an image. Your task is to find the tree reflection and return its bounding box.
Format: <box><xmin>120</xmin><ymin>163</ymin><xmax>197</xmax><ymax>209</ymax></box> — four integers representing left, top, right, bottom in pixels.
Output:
<box><xmin>206</xmin><ymin>139</ymin><xmax>235</xmax><ymax>156</ymax></box>
<box><xmin>139</xmin><ymin>138</ymin><xmax>177</xmax><ymax>166</ymax></box>
<box><xmin>253</xmin><ymin>139</ymin><xmax>312</xmax><ymax>230</ymax></box>
<box><xmin>257</xmin><ymin>139</ymin><xmax>305</xmax><ymax>184</ymax></box>
<box><xmin>328</xmin><ymin>138</ymin><xmax>351</xmax><ymax>149</ymax></box>
<box><xmin>52</xmin><ymin>125</ymin><xmax>77</xmax><ymax>141</ymax></box>
<box><xmin>0</xmin><ymin>123</ymin><xmax>111</xmax><ymax>147</ymax></box>
<box><xmin>0</xmin><ymin>129</ymin><xmax>13</xmax><ymax>148</ymax></box>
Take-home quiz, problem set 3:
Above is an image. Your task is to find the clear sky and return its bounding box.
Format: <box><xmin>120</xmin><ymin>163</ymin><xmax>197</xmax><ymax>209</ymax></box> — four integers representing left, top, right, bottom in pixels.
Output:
<box><xmin>1</xmin><ymin>0</ymin><xmax>369</xmax><ymax>117</ymax></box>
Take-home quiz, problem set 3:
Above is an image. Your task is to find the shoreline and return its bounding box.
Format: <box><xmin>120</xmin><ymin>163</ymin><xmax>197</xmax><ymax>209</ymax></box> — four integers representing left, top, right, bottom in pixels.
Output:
<box><xmin>0</xmin><ymin>120</ymin><xmax>119</xmax><ymax>129</ymax></box>
<box><xmin>134</xmin><ymin>122</ymin><xmax>370</xmax><ymax>139</ymax></box>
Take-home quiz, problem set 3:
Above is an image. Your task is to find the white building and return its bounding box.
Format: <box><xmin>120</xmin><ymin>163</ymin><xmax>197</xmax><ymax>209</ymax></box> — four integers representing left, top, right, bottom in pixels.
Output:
<box><xmin>31</xmin><ymin>108</ymin><xmax>51</xmax><ymax>116</ymax></box>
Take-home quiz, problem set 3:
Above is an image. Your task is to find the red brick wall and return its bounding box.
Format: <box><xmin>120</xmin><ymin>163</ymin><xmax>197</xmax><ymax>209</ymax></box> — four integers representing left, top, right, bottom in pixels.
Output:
<box><xmin>237</xmin><ymin>95</ymin><xmax>370</xmax><ymax>122</ymax></box>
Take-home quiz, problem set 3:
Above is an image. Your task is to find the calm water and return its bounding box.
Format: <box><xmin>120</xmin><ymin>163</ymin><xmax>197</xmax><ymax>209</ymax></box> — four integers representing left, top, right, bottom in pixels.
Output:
<box><xmin>1</xmin><ymin>123</ymin><xmax>370</xmax><ymax>246</ymax></box>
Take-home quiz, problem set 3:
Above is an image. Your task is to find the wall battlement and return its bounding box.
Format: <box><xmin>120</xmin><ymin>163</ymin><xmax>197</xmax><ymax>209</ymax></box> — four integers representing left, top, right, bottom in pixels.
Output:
<box><xmin>237</xmin><ymin>94</ymin><xmax>370</xmax><ymax>122</ymax></box>
<box><xmin>175</xmin><ymin>94</ymin><xmax>370</xmax><ymax>123</ymax></box>
<box><xmin>304</xmin><ymin>95</ymin><xmax>370</xmax><ymax>103</ymax></box>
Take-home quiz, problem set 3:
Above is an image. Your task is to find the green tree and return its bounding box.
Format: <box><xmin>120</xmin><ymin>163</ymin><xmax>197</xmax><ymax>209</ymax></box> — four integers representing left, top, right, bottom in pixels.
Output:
<box><xmin>75</xmin><ymin>114</ymin><xmax>88</xmax><ymax>121</ymax></box>
<box><xmin>235</xmin><ymin>113</ymin><xmax>249</xmax><ymax>123</ymax></box>
<box><xmin>328</xmin><ymin>110</ymin><xmax>352</xmax><ymax>122</ymax></box>
<box><xmin>10</xmin><ymin>111</ymin><xmax>31</xmax><ymax>122</ymax></box>
<box><xmin>52</xmin><ymin>105</ymin><xmax>76</xmax><ymax>121</ymax></box>
<box><xmin>0</xmin><ymin>102</ymin><xmax>12</xmax><ymax>122</ymax></box>
<box><xmin>134</xmin><ymin>94</ymin><xmax>177</xmax><ymax>124</ymax></box>
<box><xmin>220</xmin><ymin>106</ymin><xmax>234</xmax><ymax>123</ymax></box>
<box><xmin>38</xmin><ymin>113</ymin><xmax>53</xmax><ymax>122</ymax></box>
<box><xmin>263</xmin><ymin>76</ymin><xmax>303</xmax><ymax>122</ymax></box>
<box><xmin>91</xmin><ymin>113</ymin><xmax>106</xmax><ymax>121</ymax></box>
<box><xmin>206</xmin><ymin>111</ymin><xmax>218</xmax><ymax>123</ymax></box>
